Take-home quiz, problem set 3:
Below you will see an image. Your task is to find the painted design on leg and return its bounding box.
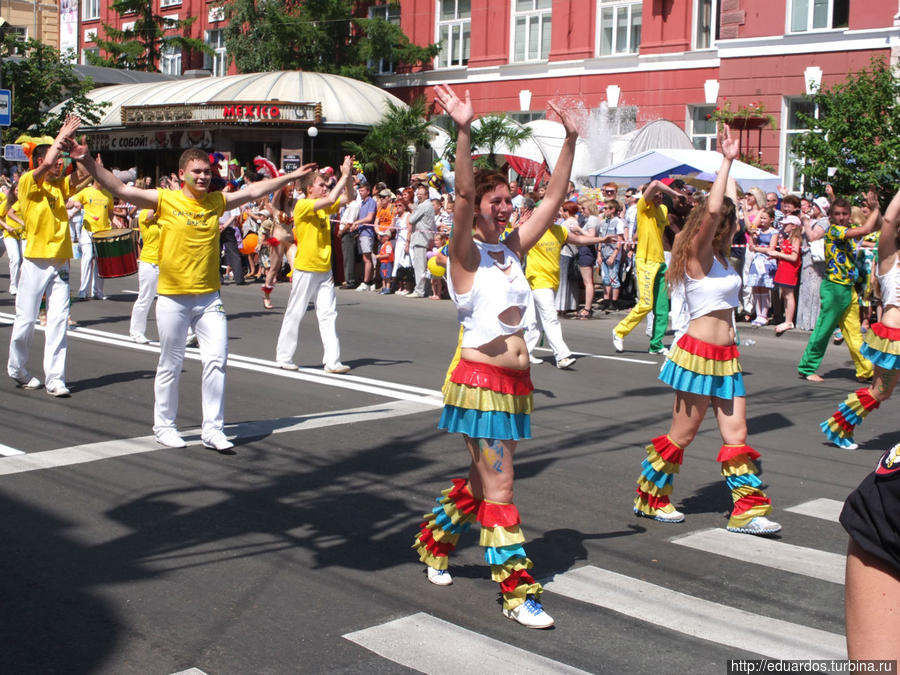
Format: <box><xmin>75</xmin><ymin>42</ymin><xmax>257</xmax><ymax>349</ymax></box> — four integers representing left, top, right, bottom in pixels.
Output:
<box><xmin>480</xmin><ymin>438</ymin><xmax>505</xmax><ymax>473</ymax></box>
<box><xmin>412</xmin><ymin>479</ymin><xmax>480</xmax><ymax>571</ymax></box>
<box><xmin>634</xmin><ymin>434</ymin><xmax>685</xmax><ymax>517</ymax></box>
<box><xmin>718</xmin><ymin>444</ymin><xmax>772</xmax><ymax>528</ymax></box>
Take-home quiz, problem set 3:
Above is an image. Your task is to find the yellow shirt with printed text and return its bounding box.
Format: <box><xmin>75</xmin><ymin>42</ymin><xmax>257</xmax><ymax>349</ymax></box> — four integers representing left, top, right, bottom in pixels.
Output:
<box><xmin>138</xmin><ymin>208</ymin><xmax>160</xmax><ymax>265</ymax></box>
<box><xmin>635</xmin><ymin>196</ymin><xmax>667</xmax><ymax>263</ymax></box>
<box><xmin>74</xmin><ymin>185</ymin><xmax>113</xmax><ymax>233</ymax></box>
<box><xmin>19</xmin><ymin>170</ymin><xmax>75</xmax><ymax>259</ymax></box>
<box><xmin>292</xmin><ymin>198</ymin><xmax>341</xmax><ymax>273</ymax></box>
<box><xmin>156</xmin><ymin>188</ymin><xmax>226</xmax><ymax>295</ymax></box>
<box><xmin>525</xmin><ymin>224</ymin><xmax>568</xmax><ymax>291</ymax></box>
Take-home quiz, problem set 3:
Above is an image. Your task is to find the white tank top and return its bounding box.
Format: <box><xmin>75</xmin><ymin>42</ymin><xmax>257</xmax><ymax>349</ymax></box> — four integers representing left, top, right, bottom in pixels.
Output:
<box><xmin>878</xmin><ymin>258</ymin><xmax>900</xmax><ymax>309</ymax></box>
<box><xmin>447</xmin><ymin>240</ymin><xmax>536</xmax><ymax>349</ymax></box>
<box><xmin>683</xmin><ymin>256</ymin><xmax>741</xmax><ymax>321</ymax></box>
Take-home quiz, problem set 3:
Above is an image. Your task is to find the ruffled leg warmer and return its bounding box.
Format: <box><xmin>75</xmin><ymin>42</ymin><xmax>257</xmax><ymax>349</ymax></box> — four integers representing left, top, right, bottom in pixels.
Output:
<box><xmin>719</xmin><ymin>443</ymin><xmax>772</xmax><ymax>529</ymax></box>
<box><xmin>820</xmin><ymin>387</ymin><xmax>880</xmax><ymax>444</ymax></box>
<box><xmin>634</xmin><ymin>435</ymin><xmax>685</xmax><ymax>517</ymax></box>
<box><xmin>478</xmin><ymin>500</ymin><xmax>542</xmax><ymax>611</ymax></box>
<box><xmin>412</xmin><ymin>479</ymin><xmax>479</xmax><ymax>571</ymax></box>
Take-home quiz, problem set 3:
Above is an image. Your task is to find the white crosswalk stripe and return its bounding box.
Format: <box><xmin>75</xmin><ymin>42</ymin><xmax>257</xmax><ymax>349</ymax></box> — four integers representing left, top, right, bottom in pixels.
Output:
<box><xmin>670</xmin><ymin>527</ymin><xmax>846</xmax><ymax>584</ymax></box>
<box><xmin>784</xmin><ymin>498</ymin><xmax>844</xmax><ymax>523</ymax></box>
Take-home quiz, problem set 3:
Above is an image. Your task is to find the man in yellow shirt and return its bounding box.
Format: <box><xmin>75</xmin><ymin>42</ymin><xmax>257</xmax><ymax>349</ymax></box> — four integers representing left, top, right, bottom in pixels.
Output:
<box><xmin>612</xmin><ymin>180</ymin><xmax>683</xmax><ymax>355</ymax></box>
<box><xmin>7</xmin><ymin>114</ymin><xmax>82</xmax><ymax>396</ymax></box>
<box><xmin>275</xmin><ymin>155</ymin><xmax>355</xmax><ymax>372</ymax></box>
<box><xmin>67</xmin><ymin>180</ymin><xmax>112</xmax><ymax>300</ymax></box>
<box><xmin>70</xmin><ymin>136</ymin><xmax>317</xmax><ymax>450</ymax></box>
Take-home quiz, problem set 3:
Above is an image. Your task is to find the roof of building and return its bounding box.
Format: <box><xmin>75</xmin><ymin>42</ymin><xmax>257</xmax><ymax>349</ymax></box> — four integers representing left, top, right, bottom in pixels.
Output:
<box><xmin>73</xmin><ymin>64</ymin><xmax>180</xmax><ymax>86</ymax></box>
<box><xmin>72</xmin><ymin>70</ymin><xmax>408</xmax><ymax>130</ymax></box>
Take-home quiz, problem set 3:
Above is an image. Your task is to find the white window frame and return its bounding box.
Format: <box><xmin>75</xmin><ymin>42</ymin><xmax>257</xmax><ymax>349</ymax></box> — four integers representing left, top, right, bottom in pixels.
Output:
<box><xmin>596</xmin><ymin>0</ymin><xmax>642</xmax><ymax>57</ymax></box>
<box><xmin>787</xmin><ymin>0</ymin><xmax>849</xmax><ymax>33</ymax></box>
<box><xmin>160</xmin><ymin>44</ymin><xmax>182</xmax><ymax>75</ymax></box>
<box><xmin>692</xmin><ymin>0</ymin><xmax>718</xmax><ymax>50</ymax></box>
<box><xmin>163</xmin><ymin>14</ymin><xmax>180</xmax><ymax>29</ymax></box>
<box><xmin>120</xmin><ymin>21</ymin><xmax>135</xmax><ymax>33</ymax></box>
<box><xmin>160</xmin><ymin>0</ymin><xmax>181</xmax><ymax>7</ymax></box>
<box><xmin>82</xmin><ymin>0</ymin><xmax>100</xmax><ymax>21</ymax></box>
<box><xmin>204</xmin><ymin>29</ymin><xmax>228</xmax><ymax>77</ymax></box>
<box><xmin>780</xmin><ymin>96</ymin><xmax>816</xmax><ymax>193</ymax></box>
<box><xmin>81</xmin><ymin>47</ymin><xmax>99</xmax><ymax>65</ymax></box>
<box><xmin>687</xmin><ymin>105</ymin><xmax>717</xmax><ymax>151</ymax></box>
<box><xmin>435</xmin><ymin>0</ymin><xmax>471</xmax><ymax>70</ymax></box>
<box><xmin>83</xmin><ymin>28</ymin><xmax>97</xmax><ymax>43</ymax></box>
<box><xmin>510</xmin><ymin>0</ymin><xmax>552</xmax><ymax>63</ymax></box>
<box><xmin>368</xmin><ymin>3</ymin><xmax>401</xmax><ymax>75</ymax></box>
<box><xmin>208</xmin><ymin>6</ymin><xmax>225</xmax><ymax>23</ymax></box>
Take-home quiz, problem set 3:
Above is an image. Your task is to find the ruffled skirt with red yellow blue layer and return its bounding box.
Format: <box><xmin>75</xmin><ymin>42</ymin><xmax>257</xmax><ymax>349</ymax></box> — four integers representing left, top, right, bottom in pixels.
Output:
<box><xmin>439</xmin><ymin>359</ymin><xmax>533</xmax><ymax>440</ymax></box>
<box><xmin>659</xmin><ymin>334</ymin><xmax>745</xmax><ymax>399</ymax></box>
<box><xmin>862</xmin><ymin>322</ymin><xmax>900</xmax><ymax>371</ymax></box>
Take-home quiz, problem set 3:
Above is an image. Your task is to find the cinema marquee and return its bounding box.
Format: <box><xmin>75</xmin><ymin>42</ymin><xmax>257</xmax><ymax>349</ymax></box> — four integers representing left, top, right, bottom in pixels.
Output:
<box><xmin>120</xmin><ymin>102</ymin><xmax>322</xmax><ymax>126</ymax></box>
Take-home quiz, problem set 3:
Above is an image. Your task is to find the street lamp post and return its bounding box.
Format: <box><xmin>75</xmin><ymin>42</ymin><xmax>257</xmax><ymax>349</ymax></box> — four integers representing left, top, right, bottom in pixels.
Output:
<box><xmin>307</xmin><ymin>125</ymin><xmax>318</xmax><ymax>164</ymax></box>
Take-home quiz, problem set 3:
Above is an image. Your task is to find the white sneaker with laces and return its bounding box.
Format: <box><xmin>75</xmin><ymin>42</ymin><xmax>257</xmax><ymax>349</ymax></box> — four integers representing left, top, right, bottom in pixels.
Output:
<box><xmin>426</xmin><ymin>566</ymin><xmax>453</xmax><ymax>586</ymax></box>
<box><xmin>556</xmin><ymin>356</ymin><xmax>576</xmax><ymax>369</ymax></box>
<box><xmin>502</xmin><ymin>597</ymin><xmax>554</xmax><ymax>629</ymax></box>
<box><xmin>529</xmin><ymin>354</ymin><xmax>543</xmax><ymax>365</ymax></box>
<box><xmin>648</xmin><ymin>346</ymin><xmax>669</xmax><ymax>356</ymax></box>
<box><xmin>202</xmin><ymin>431</ymin><xmax>234</xmax><ymax>451</ymax></box>
<box><xmin>727</xmin><ymin>516</ymin><xmax>782</xmax><ymax>535</ymax></box>
<box><xmin>46</xmin><ymin>382</ymin><xmax>71</xmax><ymax>397</ymax></box>
<box><xmin>355</xmin><ymin>283</ymin><xmax>370</xmax><ymax>292</ymax></box>
<box><xmin>634</xmin><ymin>504</ymin><xmax>685</xmax><ymax>523</ymax></box>
<box><xmin>12</xmin><ymin>374</ymin><xmax>42</xmax><ymax>390</ymax></box>
<box><xmin>612</xmin><ymin>330</ymin><xmax>624</xmax><ymax>353</ymax></box>
<box><xmin>325</xmin><ymin>363</ymin><xmax>351</xmax><ymax>374</ymax></box>
<box><xmin>277</xmin><ymin>362</ymin><xmax>299</xmax><ymax>371</ymax></box>
<box><xmin>131</xmin><ymin>334</ymin><xmax>150</xmax><ymax>345</ymax></box>
<box><xmin>155</xmin><ymin>429</ymin><xmax>187</xmax><ymax>448</ymax></box>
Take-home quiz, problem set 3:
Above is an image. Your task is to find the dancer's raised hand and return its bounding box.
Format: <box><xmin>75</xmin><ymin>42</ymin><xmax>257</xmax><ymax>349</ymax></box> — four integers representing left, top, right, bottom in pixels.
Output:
<box><xmin>433</xmin><ymin>84</ymin><xmax>473</xmax><ymax>128</ymax></box>
<box><xmin>548</xmin><ymin>100</ymin><xmax>579</xmax><ymax>138</ymax></box>
<box><xmin>718</xmin><ymin>123</ymin><xmax>739</xmax><ymax>161</ymax></box>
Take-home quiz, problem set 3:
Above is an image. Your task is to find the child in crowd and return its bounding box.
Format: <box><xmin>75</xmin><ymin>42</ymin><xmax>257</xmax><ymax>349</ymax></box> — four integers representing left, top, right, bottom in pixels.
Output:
<box><xmin>746</xmin><ymin>207</ymin><xmax>779</xmax><ymax>325</ymax></box>
<box><xmin>769</xmin><ymin>214</ymin><xmax>802</xmax><ymax>335</ymax></box>
<box><xmin>376</xmin><ymin>229</ymin><xmax>394</xmax><ymax>294</ymax></box>
<box><xmin>429</xmin><ymin>233</ymin><xmax>447</xmax><ymax>299</ymax></box>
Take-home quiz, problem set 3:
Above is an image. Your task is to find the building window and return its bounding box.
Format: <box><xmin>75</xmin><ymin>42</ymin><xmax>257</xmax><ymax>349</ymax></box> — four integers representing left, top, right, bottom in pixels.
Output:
<box><xmin>81</xmin><ymin>47</ymin><xmax>99</xmax><ymax>64</ymax></box>
<box><xmin>789</xmin><ymin>0</ymin><xmax>849</xmax><ymax>32</ymax></box>
<box><xmin>204</xmin><ymin>30</ymin><xmax>227</xmax><ymax>77</ymax></box>
<box><xmin>121</xmin><ymin>21</ymin><xmax>135</xmax><ymax>32</ymax></box>
<box><xmin>688</xmin><ymin>106</ymin><xmax>717</xmax><ymax>151</ymax></box>
<box><xmin>598</xmin><ymin>0</ymin><xmax>642</xmax><ymax>56</ymax></box>
<box><xmin>83</xmin><ymin>28</ymin><xmax>97</xmax><ymax>43</ymax></box>
<box><xmin>82</xmin><ymin>0</ymin><xmax>100</xmax><ymax>21</ymax></box>
<box><xmin>6</xmin><ymin>26</ymin><xmax>26</xmax><ymax>42</ymax></box>
<box><xmin>512</xmin><ymin>0</ymin><xmax>551</xmax><ymax>62</ymax></box>
<box><xmin>160</xmin><ymin>44</ymin><xmax>181</xmax><ymax>75</ymax></box>
<box><xmin>783</xmin><ymin>98</ymin><xmax>815</xmax><ymax>193</ymax></box>
<box><xmin>208</xmin><ymin>6</ymin><xmax>224</xmax><ymax>22</ymax></box>
<box><xmin>694</xmin><ymin>0</ymin><xmax>719</xmax><ymax>49</ymax></box>
<box><xmin>368</xmin><ymin>3</ymin><xmax>401</xmax><ymax>74</ymax></box>
<box><xmin>160</xmin><ymin>0</ymin><xmax>181</xmax><ymax>7</ymax></box>
<box><xmin>436</xmin><ymin>0</ymin><xmax>471</xmax><ymax>69</ymax></box>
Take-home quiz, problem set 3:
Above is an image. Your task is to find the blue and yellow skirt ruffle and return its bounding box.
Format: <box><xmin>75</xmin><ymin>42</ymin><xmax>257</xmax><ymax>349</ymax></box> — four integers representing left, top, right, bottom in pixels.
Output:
<box><xmin>659</xmin><ymin>333</ymin><xmax>745</xmax><ymax>399</ymax></box>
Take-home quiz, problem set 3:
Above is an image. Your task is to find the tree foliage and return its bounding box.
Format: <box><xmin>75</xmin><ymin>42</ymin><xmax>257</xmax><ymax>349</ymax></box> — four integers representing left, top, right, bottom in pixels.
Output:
<box><xmin>342</xmin><ymin>97</ymin><xmax>431</xmax><ymax>178</ymax></box>
<box><xmin>219</xmin><ymin>0</ymin><xmax>439</xmax><ymax>81</ymax></box>
<box><xmin>88</xmin><ymin>0</ymin><xmax>212</xmax><ymax>71</ymax></box>
<box><xmin>1</xmin><ymin>37</ymin><xmax>107</xmax><ymax>141</ymax></box>
<box><xmin>439</xmin><ymin>114</ymin><xmax>533</xmax><ymax>170</ymax></box>
<box><xmin>792</xmin><ymin>57</ymin><xmax>900</xmax><ymax>202</ymax></box>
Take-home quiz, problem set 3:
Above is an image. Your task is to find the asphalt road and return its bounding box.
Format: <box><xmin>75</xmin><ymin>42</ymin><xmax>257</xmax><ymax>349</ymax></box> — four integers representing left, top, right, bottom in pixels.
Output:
<box><xmin>0</xmin><ymin>260</ymin><xmax>893</xmax><ymax>674</ymax></box>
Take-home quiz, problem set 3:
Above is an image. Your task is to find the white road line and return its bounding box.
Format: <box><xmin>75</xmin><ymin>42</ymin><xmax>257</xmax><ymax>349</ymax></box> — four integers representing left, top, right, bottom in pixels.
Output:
<box><xmin>169</xmin><ymin>670</ymin><xmax>208</xmax><ymax>675</ymax></box>
<box><xmin>784</xmin><ymin>498</ymin><xmax>844</xmax><ymax>523</ymax></box>
<box><xmin>0</xmin><ymin>399</ymin><xmax>435</xmax><ymax>475</ymax></box>
<box><xmin>343</xmin><ymin>612</ymin><xmax>590</xmax><ymax>674</ymax></box>
<box><xmin>0</xmin><ymin>442</ymin><xmax>25</xmax><ymax>456</ymax></box>
<box><xmin>670</xmin><ymin>528</ymin><xmax>845</xmax><ymax>585</ymax></box>
<box><xmin>543</xmin><ymin>565</ymin><xmax>846</xmax><ymax>660</ymax></box>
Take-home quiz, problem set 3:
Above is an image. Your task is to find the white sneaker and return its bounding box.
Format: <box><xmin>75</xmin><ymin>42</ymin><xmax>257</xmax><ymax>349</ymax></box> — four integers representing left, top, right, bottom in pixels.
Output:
<box><xmin>556</xmin><ymin>356</ymin><xmax>576</xmax><ymax>369</ymax></box>
<box><xmin>325</xmin><ymin>363</ymin><xmax>351</xmax><ymax>374</ymax></box>
<box><xmin>634</xmin><ymin>504</ymin><xmax>685</xmax><ymax>523</ymax></box>
<box><xmin>396</xmin><ymin>289</ymin><xmax>409</xmax><ymax>296</ymax></box>
<box><xmin>202</xmin><ymin>431</ymin><xmax>234</xmax><ymax>452</ymax></box>
<box><xmin>11</xmin><ymin>374</ymin><xmax>41</xmax><ymax>390</ymax></box>
<box><xmin>277</xmin><ymin>361</ymin><xmax>299</xmax><ymax>371</ymax></box>
<box><xmin>46</xmin><ymin>382</ymin><xmax>71</xmax><ymax>397</ymax></box>
<box><xmin>407</xmin><ymin>291</ymin><xmax>425</xmax><ymax>298</ymax></box>
<box><xmin>155</xmin><ymin>429</ymin><xmax>187</xmax><ymax>448</ymax></box>
<box><xmin>426</xmin><ymin>566</ymin><xmax>453</xmax><ymax>586</ymax></box>
<box><xmin>727</xmin><ymin>516</ymin><xmax>782</xmax><ymax>535</ymax></box>
<box><xmin>648</xmin><ymin>346</ymin><xmax>669</xmax><ymax>356</ymax></box>
<box><xmin>185</xmin><ymin>334</ymin><xmax>198</xmax><ymax>347</ymax></box>
<box><xmin>612</xmin><ymin>330</ymin><xmax>624</xmax><ymax>353</ymax></box>
<box><xmin>502</xmin><ymin>597</ymin><xmax>554</xmax><ymax>629</ymax></box>
<box><xmin>355</xmin><ymin>283</ymin><xmax>370</xmax><ymax>292</ymax></box>
<box><xmin>131</xmin><ymin>334</ymin><xmax>150</xmax><ymax>345</ymax></box>
<box><xmin>529</xmin><ymin>354</ymin><xmax>543</xmax><ymax>365</ymax></box>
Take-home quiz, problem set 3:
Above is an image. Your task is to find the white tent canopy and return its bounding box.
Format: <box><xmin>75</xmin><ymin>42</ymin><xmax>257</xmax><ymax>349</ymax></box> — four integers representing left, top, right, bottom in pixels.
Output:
<box><xmin>587</xmin><ymin>148</ymin><xmax>781</xmax><ymax>192</ymax></box>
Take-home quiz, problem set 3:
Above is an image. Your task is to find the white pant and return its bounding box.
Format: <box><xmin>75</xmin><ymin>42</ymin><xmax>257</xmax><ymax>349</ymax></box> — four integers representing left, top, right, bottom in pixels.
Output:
<box><xmin>154</xmin><ymin>292</ymin><xmax>227</xmax><ymax>436</ymax></box>
<box><xmin>4</xmin><ymin>237</ymin><xmax>23</xmax><ymax>294</ymax></box>
<box><xmin>129</xmin><ymin>261</ymin><xmax>159</xmax><ymax>338</ymax></box>
<box><xmin>275</xmin><ymin>270</ymin><xmax>341</xmax><ymax>368</ymax></box>
<box><xmin>78</xmin><ymin>228</ymin><xmax>104</xmax><ymax>299</ymax></box>
<box><xmin>411</xmin><ymin>245</ymin><xmax>428</xmax><ymax>295</ymax></box>
<box><xmin>526</xmin><ymin>286</ymin><xmax>572</xmax><ymax>361</ymax></box>
<box><xmin>7</xmin><ymin>258</ymin><xmax>70</xmax><ymax>387</ymax></box>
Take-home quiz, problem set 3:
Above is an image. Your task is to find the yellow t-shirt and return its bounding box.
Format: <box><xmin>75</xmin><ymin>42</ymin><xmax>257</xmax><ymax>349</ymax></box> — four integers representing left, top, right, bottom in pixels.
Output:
<box><xmin>74</xmin><ymin>185</ymin><xmax>113</xmax><ymax>233</ymax></box>
<box><xmin>635</xmin><ymin>196</ymin><xmax>667</xmax><ymax>263</ymax></box>
<box><xmin>525</xmin><ymin>224</ymin><xmax>568</xmax><ymax>291</ymax></box>
<box><xmin>4</xmin><ymin>201</ymin><xmax>23</xmax><ymax>239</ymax></box>
<box><xmin>19</xmin><ymin>169</ymin><xmax>75</xmax><ymax>259</ymax></box>
<box><xmin>156</xmin><ymin>188</ymin><xmax>226</xmax><ymax>295</ymax></box>
<box><xmin>292</xmin><ymin>198</ymin><xmax>341</xmax><ymax>273</ymax></box>
<box><xmin>138</xmin><ymin>209</ymin><xmax>160</xmax><ymax>265</ymax></box>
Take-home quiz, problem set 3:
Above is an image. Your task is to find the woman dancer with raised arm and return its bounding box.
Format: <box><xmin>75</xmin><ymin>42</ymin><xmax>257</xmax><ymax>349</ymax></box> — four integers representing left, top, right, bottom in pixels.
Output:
<box><xmin>411</xmin><ymin>85</ymin><xmax>579</xmax><ymax>628</ymax></box>
<box><xmin>633</xmin><ymin>125</ymin><xmax>781</xmax><ymax>535</ymax></box>
<box><xmin>821</xmin><ymin>187</ymin><xmax>900</xmax><ymax>449</ymax></box>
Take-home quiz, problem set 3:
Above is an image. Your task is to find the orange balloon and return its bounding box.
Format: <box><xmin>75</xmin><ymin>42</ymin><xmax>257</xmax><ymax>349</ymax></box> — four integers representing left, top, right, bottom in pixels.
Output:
<box><xmin>240</xmin><ymin>232</ymin><xmax>258</xmax><ymax>255</ymax></box>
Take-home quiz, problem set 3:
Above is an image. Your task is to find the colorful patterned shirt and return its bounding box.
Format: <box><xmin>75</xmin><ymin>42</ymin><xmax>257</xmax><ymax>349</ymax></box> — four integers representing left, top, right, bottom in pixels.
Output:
<box><xmin>824</xmin><ymin>223</ymin><xmax>858</xmax><ymax>286</ymax></box>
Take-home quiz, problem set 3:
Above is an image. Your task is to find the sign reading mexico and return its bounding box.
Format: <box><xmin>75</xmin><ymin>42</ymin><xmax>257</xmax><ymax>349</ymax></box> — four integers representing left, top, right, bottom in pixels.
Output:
<box><xmin>121</xmin><ymin>102</ymin><xmax>322</xmax><ymax>126</ymax></box>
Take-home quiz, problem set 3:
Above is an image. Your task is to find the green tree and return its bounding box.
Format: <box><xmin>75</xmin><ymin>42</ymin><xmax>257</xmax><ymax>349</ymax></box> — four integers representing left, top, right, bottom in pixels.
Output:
<box><xmin>88</xmin><ymin>0</ymin><xmax>211</xmax><ymax>71</ymax></box>
<box><xmin>342</xmin><ymin>97</ymin><xmax>431</xmax><ymax>179</ymax></box>
<box><xmin>219</xmin><ymin>0</ymin><xmax>438</xmax><ymax>81</ymax></box>
<box><xmin>439</xmin><ymin>114</ymin><xmax>533</xmax><ymax>169</ymax></box>
<box><xmin>1</xmin><ymin>36</ymin><xmax>107</xmax><ymax>141</ymax></box>
<box><xmin>791</xmin><ymin>57</ymin><xmax>900</xmax><ymax>201</ymax></box>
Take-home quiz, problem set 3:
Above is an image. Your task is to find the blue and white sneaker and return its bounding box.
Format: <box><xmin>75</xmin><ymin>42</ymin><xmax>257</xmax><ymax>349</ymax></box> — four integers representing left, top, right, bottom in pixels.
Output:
<box><xmin>503</xmin><ymin>597</ymin><xmax>554</xmax><ymax>629</ymax></box>
<box><xmin>833</xmin><ymin>436</ymin><xmax>859</xmax><ymax>450</ymax></box>
<box><xmin>426</xmin><ymin>567</ymin><xmax>453</xmax><ymax>586</ymax></box>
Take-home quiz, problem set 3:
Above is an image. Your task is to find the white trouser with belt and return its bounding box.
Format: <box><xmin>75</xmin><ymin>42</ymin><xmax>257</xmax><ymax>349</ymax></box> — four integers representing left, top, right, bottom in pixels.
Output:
<box><xmin>129</xmin><ymin>260</ymin><xmax>159</xmax><ymax>338</ymax></box>
<box><xmin>275</xmin><ymin>269</ymin><xmax>341</xmax><ymax>368</ymax></box>
<box><xmin>78</xmin><ymin>228</ymin><xmax>104</xmax><ymax>299</ymax></box>
<box><xmin>7</xmin><ymin>257</ymin><xmax>70</xmax><ymax>387</ymax></box>
<box><xmin>154</xmin><ymin>292</ymin><xmax>227</xmax><ymax>437</ymax></box>
<box><xmin>526</xmin><ymin>286</ymin><xmax>572</xmax><ymax>361</ymax></box>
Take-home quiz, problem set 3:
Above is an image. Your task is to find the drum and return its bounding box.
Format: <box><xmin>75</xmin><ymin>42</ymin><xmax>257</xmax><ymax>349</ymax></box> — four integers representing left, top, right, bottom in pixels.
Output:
<box><xmin>93</xmin><ymin>228</ymin><xmax>138</xmax><ymax>278</ymax></box>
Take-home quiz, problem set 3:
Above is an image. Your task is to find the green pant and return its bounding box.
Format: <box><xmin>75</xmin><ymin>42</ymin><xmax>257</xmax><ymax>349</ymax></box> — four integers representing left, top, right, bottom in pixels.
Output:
<box><xmin>798</xmin><ymin>279</ymin><xmax>873</xmax><ymax>378</ymax></box>
<box><xmin>615</xmin><ymin>259</ymin><xmax>670</xmax><ymax>351</ymax></box>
